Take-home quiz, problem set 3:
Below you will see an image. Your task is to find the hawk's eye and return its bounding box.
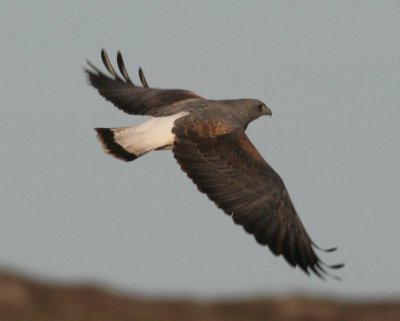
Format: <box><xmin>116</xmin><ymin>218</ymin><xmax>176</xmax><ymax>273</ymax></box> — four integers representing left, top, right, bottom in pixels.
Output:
<box><xmin>258</xmin><ymin>104</ymin><xmax>264</xmax><ymax>112</ymax></box>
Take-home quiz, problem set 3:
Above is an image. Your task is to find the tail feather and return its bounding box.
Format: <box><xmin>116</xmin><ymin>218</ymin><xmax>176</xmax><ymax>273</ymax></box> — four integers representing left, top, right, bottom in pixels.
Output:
<box><xmin>95</xmin><ymin>113</ymin><xmax>187</xmax><ymax>162</ymax></box>
<box><xmin>95</xmin><ymin>128</ymin><xmax>138</xmax><ymax>161</ymax></box>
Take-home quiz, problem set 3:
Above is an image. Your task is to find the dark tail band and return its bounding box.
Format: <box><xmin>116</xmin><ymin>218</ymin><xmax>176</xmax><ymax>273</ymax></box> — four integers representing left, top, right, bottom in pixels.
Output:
<box><xmin>95</xmin><ymin>128</ymin><xmax>137</xmax><ymax>162</ymax></box>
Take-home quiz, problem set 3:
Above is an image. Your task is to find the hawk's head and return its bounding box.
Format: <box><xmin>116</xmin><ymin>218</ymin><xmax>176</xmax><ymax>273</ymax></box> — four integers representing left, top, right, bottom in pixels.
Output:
<box><xmin>233</xmin><ymin>99</ymin><xmax>271</xmax><ymax>128</ymax></box>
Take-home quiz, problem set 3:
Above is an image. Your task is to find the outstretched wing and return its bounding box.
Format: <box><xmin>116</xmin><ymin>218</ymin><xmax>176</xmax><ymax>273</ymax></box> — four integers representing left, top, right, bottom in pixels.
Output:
<box><xmin>85</xmin><ymin>49</ymin><xmax>203</xmax><ymax>116</ymax></box>
<box><xmin>172</xmin><ymin>120</ymin><xmax>343</xmax><ymax>279</ymax></box>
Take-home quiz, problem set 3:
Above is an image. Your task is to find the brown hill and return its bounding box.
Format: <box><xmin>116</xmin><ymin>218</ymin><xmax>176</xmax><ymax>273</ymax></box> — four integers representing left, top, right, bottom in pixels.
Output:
<box><xmin>0</xmin><ymin>268</ymin><xmax>399</xmax><ymax>321</ymax></box>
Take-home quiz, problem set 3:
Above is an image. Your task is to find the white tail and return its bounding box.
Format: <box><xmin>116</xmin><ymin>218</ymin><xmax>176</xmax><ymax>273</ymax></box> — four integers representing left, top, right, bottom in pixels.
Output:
<box><xmin>95</xmin><ymin>112</ymin><xmax>188</xmax><ymax>161</ymax></box>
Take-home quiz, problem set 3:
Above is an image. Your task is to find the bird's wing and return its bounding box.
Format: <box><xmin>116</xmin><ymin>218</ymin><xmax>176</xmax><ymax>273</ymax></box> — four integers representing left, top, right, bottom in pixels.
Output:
<box><xmin>85</xmin><ymin>49</ymin><xmax>203</xmax><ymax>116</ymax></box>
<box><xmin>172</xmin><ymin>119</ymin><xmax>343</xmax><ymax>279</ymax></box>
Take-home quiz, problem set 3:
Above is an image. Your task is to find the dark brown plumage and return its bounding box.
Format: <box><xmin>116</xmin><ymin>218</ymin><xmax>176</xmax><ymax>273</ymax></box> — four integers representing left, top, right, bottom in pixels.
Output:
<box><xmin>86</xmin><ymin>49</ymin><xmax>344</xmax><ymax>280</ymax></box>
<box><xmin>86</xmin><ymin>50</ymin><xmax>202</xmax><ymax>117</ymax></box>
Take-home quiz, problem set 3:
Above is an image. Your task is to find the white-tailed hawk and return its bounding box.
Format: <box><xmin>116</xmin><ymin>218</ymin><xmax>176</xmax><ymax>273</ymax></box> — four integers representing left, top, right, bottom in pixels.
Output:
<box><xmin>85</xmin><ymin>49</ymin><xmax>344</xmax><ymax>280</ymax></box>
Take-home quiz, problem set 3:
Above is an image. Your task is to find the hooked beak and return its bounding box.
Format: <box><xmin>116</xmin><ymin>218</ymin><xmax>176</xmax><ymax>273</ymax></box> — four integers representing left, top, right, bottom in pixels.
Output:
<box><xmin>265</xmin><ymin>105</ymin><xmax>272</xmax><ymax>117</ymax></box>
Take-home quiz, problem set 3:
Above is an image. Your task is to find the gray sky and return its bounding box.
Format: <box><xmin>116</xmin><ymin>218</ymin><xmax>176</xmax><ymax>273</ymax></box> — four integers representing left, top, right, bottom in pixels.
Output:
<box><xmin>1</xmin><ymin>1</ymin><xmax>399</xmax><ymax>298</ymax></box>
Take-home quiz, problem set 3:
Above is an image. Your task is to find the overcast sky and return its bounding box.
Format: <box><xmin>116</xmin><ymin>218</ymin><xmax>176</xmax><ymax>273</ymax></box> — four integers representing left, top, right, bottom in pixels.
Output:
<box><xmin>1</xmin><ymin>1</ymin><xmax>399</xmax><ymax>298</ymax></box>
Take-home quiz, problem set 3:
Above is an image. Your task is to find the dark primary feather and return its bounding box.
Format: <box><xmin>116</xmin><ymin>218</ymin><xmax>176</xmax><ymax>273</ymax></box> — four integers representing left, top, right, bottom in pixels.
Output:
<box><xmin>85</xmin><ymin>49</ymin><xmax>202</xmax><ymax>116</ymax></box>
<box><xmin>172</xmin><ymin>117</ymin><xmax>344</xmax><ymax>279</ymax></box>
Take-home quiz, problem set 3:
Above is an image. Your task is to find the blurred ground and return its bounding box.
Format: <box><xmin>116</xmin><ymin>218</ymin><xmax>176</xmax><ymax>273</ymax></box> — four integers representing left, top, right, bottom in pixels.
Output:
<box><xmin>0</xmin><ymin>268</ymin><xmax>399</xmax><ymax>321</ymax></box>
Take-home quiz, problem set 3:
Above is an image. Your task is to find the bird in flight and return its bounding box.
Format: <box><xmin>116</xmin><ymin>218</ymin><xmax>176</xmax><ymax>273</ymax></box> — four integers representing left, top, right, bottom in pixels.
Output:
<box><xmin>85</xmin><ymin>49</ymin><xmax>344</xmax><ymax>280</ymax></box>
